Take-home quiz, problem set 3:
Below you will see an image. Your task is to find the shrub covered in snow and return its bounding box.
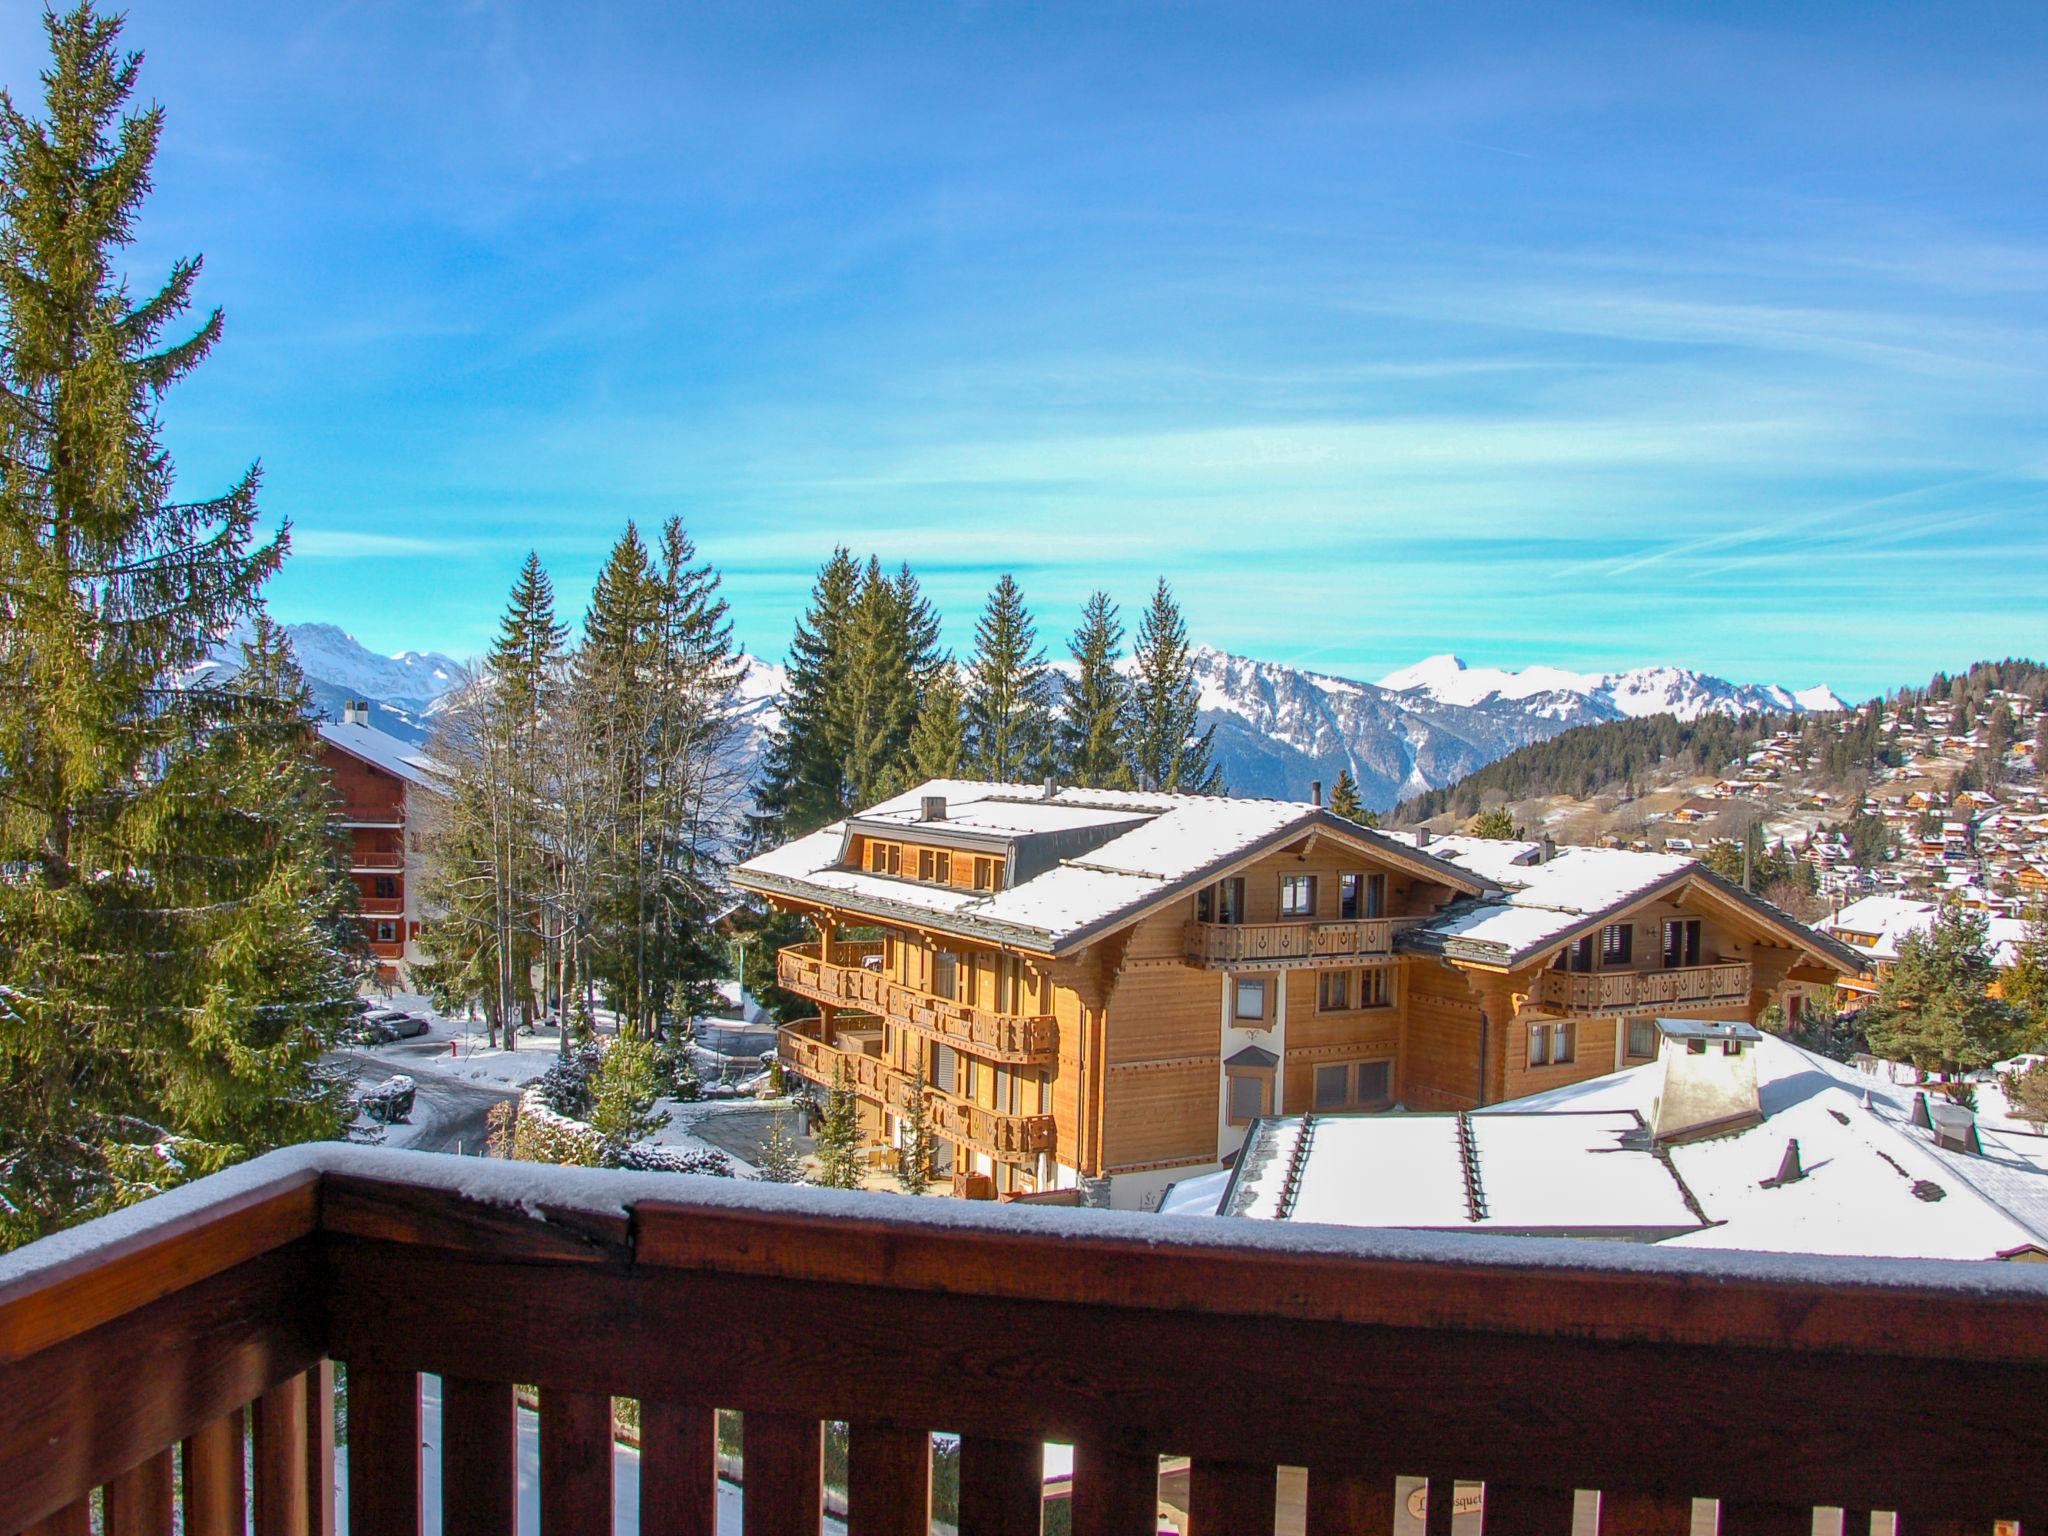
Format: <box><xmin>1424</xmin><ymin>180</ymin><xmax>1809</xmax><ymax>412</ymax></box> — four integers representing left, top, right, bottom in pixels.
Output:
<box><xmin>509</xmin><ymin>1089</ymin><xmax>605</xmax><ymax>1167</ymax></box>
<box><xmin>532</xmin><ymin>1043</ymin><xmax>604</xmax><ymax>1119</ymax></box>
<box><xmin>607</xmin><ymin>1142</ymin><xmax>734</xmax><ymax>1177</ymax></box>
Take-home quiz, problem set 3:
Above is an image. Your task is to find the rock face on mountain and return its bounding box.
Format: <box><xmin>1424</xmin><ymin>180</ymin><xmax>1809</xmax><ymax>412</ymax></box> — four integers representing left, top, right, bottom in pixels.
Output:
<box><xmin>229</xmin><ymin>624</ymin><xmax>1837</xmax><ymax>814</ymax></box>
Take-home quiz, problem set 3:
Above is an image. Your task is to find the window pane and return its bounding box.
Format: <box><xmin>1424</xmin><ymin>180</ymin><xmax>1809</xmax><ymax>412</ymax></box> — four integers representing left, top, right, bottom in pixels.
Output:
<box><xmin>1356</xmin><ymin>1060</ymin><xmax>1391</xmax><ymax>1103</ymax></box>
<box><xmin>1319</xmin><ymin>971</ymin><xmax>1349</xmax><ymax>1010</ymax></box>
<box><xmin>1366</xmin><ymin>874</ymin><xmax>1386</xmax><ymax>919</ymax></box>
<box><xmin>1234</xmin><ymin>978</ymin><xmax>1267</xmax><ymax>1020</ymax></box>
<box><xmin>1229</xmin><ymin>1073</ymin><xmax>1267</xmax><ymax>1121</ymax></box>
<box><xmin>1314</xmin><ymin>1064</ymin><xmax>1349</xmax><ymax>1109</ymax></box>
<box><xmin>1628</xmin><ymin>1019</ymin><xmax>1657</xmax><ymax>1058</ymax></box>
<box><xmin>1281</xmin><ymin>875</ymin><xmax>1315</xmax><ymax>917</ymax></box>
<box><xmin>1555</xmin><ymin>1021</ymin><xmax>1576</xmax><ymax>1063</ymax></box>
<box><xmin>1339</xmin><ymin>873</ymin><xmax>1361</xmax><ymax>919</ymax></box>
<box><xmin>1529</xmin><ymin>1022</ymin><xmax>1548</xmax><ymax>1066</ymax></box>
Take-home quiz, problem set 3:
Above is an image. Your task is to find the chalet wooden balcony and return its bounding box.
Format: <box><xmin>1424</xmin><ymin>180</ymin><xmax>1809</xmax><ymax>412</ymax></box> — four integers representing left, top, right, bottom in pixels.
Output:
<box><xmin>779</xmin><ymin>1020</ymin><xmax>1057</xmax><ymax>1167</ymax></box>
<box><xmin>1534</xmin><ymin>961</ymin><xmax>1754</xmax><ymax>1017</ymax></box>
<box><xmin>1183</xmin><ymin>917</ymin><xmax>1402</xmax><ymax>969</ymax></box>
<box><xmin>347</xmin><ymin>849</ymin><xmax>405</xmax><ymax>871</ymax></box>
<box><xmin>4</xmin><ymin>1145</ymin><xmax>2047</xmax><ymax>1536</ymax></box>
<box><xmin>777</xmin><ymin>941</ymin><xmax>1058</xmax><ymax>1065</ymax></box>
<box><xmin>335</xmin><ymin>801</ymin><xmax>403</xmax><ymax>827</ymax></box>
<box><xmin>357</xmin><ymin>894</ymin><xmax>406</xmax><ymax>916</ymax></box>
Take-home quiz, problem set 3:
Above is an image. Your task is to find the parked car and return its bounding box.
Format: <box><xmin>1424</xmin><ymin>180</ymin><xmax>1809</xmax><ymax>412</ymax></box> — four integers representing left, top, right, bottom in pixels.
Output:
<box><xmin>356</xmin><ymin>1074</ymin><xmax>416</xmax><ymax>1124</ymax></box>
<box><xmin>363</xmin><ymin>1008</ymin><xmax>430</xmax><ymax>1039</ymax></box>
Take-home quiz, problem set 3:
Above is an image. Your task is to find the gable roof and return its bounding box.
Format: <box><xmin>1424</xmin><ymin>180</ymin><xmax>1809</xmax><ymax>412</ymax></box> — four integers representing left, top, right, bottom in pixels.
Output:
<box><xmin>1390</xmin><ymin>840</ymin><xmax>1859</xmax><ymax>974</ymax></box>
<box><xmin>315</xmin><ymin>720</ymin><xmax>447</xmax><ymax>793</ymax></box>
<box><xmin>731</xmin><ymin>779</ymin><xmax>1489</xmax><ymax>957</ymax></box>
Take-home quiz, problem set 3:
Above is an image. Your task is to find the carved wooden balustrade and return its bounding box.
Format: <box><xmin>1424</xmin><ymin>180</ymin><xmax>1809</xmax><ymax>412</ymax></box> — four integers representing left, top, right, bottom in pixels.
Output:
<box><xmin>2</xmin><ymin>1143</ymin><xmax>2045</xmax><ymax>1535</ymax></box>
<box><xmin>1534</xmin><ymin>961</ymin><xmax>1754</xmax><ymax>1016</ymax></box>
<box><xmin>778</xmin><ymin>942</ymin><xmax>1058</xmax><ymax>1065</ymax></box>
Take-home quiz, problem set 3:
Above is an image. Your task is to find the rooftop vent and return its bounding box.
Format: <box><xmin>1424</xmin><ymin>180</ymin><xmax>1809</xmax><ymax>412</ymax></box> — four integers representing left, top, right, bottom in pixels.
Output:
<box><xmin>1310</xmin><ymin>780</ymin><xmax>1323</xmax><ymax>808</ymax></box>
<box><xmin>919</xmin><ymin>795</ymin><xmax>947</xmax><ymax>824</ymax></box>
<box><xmin>1928</xmin><ymin>1099</ymin><xmax>1983</xmax><ymax>1156</ymax></box>
<box><xmin>1417</xmin><ymin>827</ymin><xmax>1432</xmax><ymax>847</ymax></box>
<box><xmin>343</xmin><ymin>700</ymin><xmax>370</xmax><ymax>727</ymax></box>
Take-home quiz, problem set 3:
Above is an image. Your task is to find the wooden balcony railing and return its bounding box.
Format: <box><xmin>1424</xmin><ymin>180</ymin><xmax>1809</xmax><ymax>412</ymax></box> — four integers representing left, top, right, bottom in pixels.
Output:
<box><xmin>335</xmin><ymin>801</ymin><xmax>403</xmax><ymax>827</ymax></box>
<box><xmin>778</xmin><ymin>942</ymin><xmax>1058</xmax><ymax>1065</ymax></box>
<box><xmin>780</xmin><ymin>1021</ymin><xmax>1057</xmax><ymax>1166</ymax></box>
<box><xmin>1184</xmin><ymin>917</ymin><xmax>1401</xmax><ymax>969</ymax></box>
<box><xmin>4</xmin><ymin>1144</ymin><xmax>2047</xmax><ymax>1535</ymax></box>
<box><xmin>356</xmin><ymin>894</ymin><xmax>406</xmax><ymax>917</ymax></box>
<box><xmin>1535</xmin><ymin>961</ymin><xmax>1754</xmax><ymax>1017</ymax></box>
<box><xmin>347</xmin><ymin>849</ymin><xmax>405</xmax><ymax>871</ymax></box>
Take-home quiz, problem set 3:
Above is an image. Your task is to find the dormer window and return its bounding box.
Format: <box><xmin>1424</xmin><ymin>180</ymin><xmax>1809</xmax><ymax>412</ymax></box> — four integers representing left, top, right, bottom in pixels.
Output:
<box><xmin>918</xmin><ymin>848</ymin><xmax>952</xmax><ymax>884</ymax></box>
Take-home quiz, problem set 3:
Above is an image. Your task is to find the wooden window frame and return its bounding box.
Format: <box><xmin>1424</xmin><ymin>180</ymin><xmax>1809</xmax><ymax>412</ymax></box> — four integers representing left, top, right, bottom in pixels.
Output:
<box><xmin>1313</xmin><ymin>1058</ymin><xmax>1394</xmax><ymax>1111</ymax></box>
<box><xmin>1338</xmin><ymin>873</ymin><xmax>1362</xmax><ymax>920</ymax></box>
<box><xmin>1225</xmin><ymin>1068</ymin><xmax>1274</xmax><ymax>1126</ymax></box>
<box><xmin>1529</xmin><ymin>1020</ymin><xmax>1550</xmax><ymax>1067</ymax></box>
<box><xmin>1198</xmin><ymin>877</ymin><xmax>1247</xmax><ymax>925</ymax></box>
<box><xmin>1662</xmin><ymin>918</ymin><xmax>1702</xmax><ymax>969</ymax></box>
<box><xmin>1626</xmin><ymin>1017</ymin><xmax>1658</xmax><ymax>1060</ymax></box>
<box><xmin>1233</xmin><ymin>976</ymin><xmax>1269</xmax><ymax>1024</ymax></box>
<box><xmin>1360</xmin><ymin>967</ymin><xmax>1391</xmax><ymax>1008</ymax></box>
<box><xmin>1279</xmin><ymin>874</ymin><xmax>1318</xmax><ymax>920</ymax></box>
<box><xmin>1554</xmin><ymin>1019</ymin><xmax>1577</xmax><ymax>1065</ymax></box>
<box><xmin>1600</xmin><ymin>923</ymin><xmax>1633</xmax><ymax>967</ymax></box>
<box><xmin>1316</xmin><ymin>969</ymin><xmax>1352</xmax><ymax>1012</ymax></box>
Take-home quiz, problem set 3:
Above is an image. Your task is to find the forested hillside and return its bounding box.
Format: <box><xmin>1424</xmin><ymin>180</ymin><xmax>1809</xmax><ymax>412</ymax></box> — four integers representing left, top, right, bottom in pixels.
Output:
<box><xmin>1398</xmin><ymin>658</ymin><xmax>2048</xmax><ymax>824</ymax></box>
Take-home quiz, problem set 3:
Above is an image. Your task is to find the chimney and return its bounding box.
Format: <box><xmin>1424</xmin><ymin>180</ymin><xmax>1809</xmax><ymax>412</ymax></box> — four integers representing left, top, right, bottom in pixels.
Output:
<box><xmin>919</xmin><ymin>794</ymin><xmax>947</xmax><ymax>824</ymax></box>
<box><xmin>343</xmin><ymin>700</ymin><xmax>369</xmax><ymax>727</ymax></box>
<box><xmin>1542</xmin><ymin>833</ymin><xmax>1556</xmax><ymax>864</ymax></box>
<box><xmin>1310</xmin><ymin>780</ymin><xmax>1323</xmax><ymax>809</ymax></box>
<box><xmin>1417</xmin><ymin>827</ymin><xmax>1432</xmax><ymax>848</ymax></box>
<box><xmin>1042</xmin><ymin>775</ymin><xmax>1058</xmax><ymax>801</ymax></box>
<box><xmin>1650</xmin><ymin>1020</ymin><xmax>1765</xmax><ymax>1144</ymax></box>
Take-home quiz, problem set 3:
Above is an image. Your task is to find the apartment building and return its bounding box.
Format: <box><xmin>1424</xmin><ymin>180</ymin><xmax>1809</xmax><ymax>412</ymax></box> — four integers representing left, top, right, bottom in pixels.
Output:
<box><xmin>314</xmin><ymin>703</ymin><xmax>445</xmax><ymax>988</ymax></box>
<box><xmin>733</xmin><ymin>780</ymin><xmax>1858</xmax><ymax>1209</ymax></box>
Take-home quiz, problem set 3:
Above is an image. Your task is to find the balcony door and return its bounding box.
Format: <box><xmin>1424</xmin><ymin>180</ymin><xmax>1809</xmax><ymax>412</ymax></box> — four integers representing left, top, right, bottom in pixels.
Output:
<box><xmin>1662</xmin><ymin>919</ymin><xmax>1702</xmax><ymax>968</ymax></box>
<box><xmin>1197</xmin><ymin>877</ymin><xmax>1246</xmax><ymax>925</ymax></box>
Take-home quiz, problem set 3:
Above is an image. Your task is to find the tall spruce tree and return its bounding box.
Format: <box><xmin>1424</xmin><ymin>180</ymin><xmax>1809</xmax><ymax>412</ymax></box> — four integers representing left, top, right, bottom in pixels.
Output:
<box><xmin>837</xmin><ymin>557</ymin><xmax>926</xmax><ymax>807</ymax></box>
<box><xmin>905</xmin><ymin>660</ymin><xmax>968</xmax><ymax>780</ymax></box>
<box><xmin>751</xmin><ymin>549</ymin><xmax>861</xmax><ymax>843</ymax></box>
<box><xmin>1125</xmin><ymin>579</ymin><xmax>1223</xmax><ymax>794</ymax></box>
<box><xmin>1056</xmin><ymin>591</ymin><xmax>1131</xmax><ymax>789</ymax></box>
<box><xmin>0</xmin><ymin>7</ymin><xmax>357</xmax><ymax>1242</ymax></box>
<box><xmin>964</xmin><ymin>573</ymin><xmax>1053</xmax><ymax>783</ymax></box>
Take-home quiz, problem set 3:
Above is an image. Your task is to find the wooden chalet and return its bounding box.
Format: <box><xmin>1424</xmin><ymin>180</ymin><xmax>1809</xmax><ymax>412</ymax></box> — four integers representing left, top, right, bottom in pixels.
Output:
<box><xmin>314</xmin><ymin>704</ymin><xmax>445</xmax><ymax>987</ymax></box>
<box><xmin>733</xmin><ymin>781</ymin><xmax>1858</xmax><ymax>1209</ymax></box>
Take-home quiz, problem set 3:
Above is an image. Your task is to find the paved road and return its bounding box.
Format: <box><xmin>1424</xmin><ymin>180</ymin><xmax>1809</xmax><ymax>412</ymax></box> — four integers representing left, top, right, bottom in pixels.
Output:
<box><xmin>333</xmin><ymin>1051</ymin><xmax>522</xmax><ymax>1156</ymax></box>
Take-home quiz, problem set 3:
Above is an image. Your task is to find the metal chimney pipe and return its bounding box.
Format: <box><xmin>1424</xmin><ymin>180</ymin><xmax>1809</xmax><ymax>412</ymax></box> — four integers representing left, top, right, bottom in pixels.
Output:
<box><xmin>1310</xmin><ymin>780</ymin><xmax>1323</xmax><ymax>808</ymax></box>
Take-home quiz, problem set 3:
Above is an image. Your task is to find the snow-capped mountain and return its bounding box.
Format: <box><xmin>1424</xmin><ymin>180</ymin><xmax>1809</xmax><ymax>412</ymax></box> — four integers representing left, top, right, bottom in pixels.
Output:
<box><xmin>236</xmin><ymin>622</ymin><xmax>1836</xmax><ymax>814</ymax></box>
<box><xmin>200</xmin><ymin>622</ymin><xmax>788</xmax><ymax>757</ymax></box>
<box><xmin>1377</xmin><ymin>654</ymin><xmax>1846</xmax><ymax>723</ymax></box>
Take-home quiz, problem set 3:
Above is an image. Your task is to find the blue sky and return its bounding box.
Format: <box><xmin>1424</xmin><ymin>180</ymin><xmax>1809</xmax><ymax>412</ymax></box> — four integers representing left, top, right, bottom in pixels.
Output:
<box><xmin>5</xmin><ymin>1</ymin><xmax>2046</xmax><ymax>698</ymax></box>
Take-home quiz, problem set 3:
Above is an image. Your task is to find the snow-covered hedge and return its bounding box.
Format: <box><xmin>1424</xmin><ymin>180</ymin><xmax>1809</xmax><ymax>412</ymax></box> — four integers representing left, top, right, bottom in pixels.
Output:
<box><xmin>506</xmin><ymin>1087</ymin><xmax>733</xmax><ymax>1177</ymax></box>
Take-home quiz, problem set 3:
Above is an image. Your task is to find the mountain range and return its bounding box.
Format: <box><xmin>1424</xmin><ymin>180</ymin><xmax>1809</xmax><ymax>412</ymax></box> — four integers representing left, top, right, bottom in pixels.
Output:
<box><xmin>226</xmin><ymin>624</ymin><xmax>1844</xmax><ymax>813</ymax></box>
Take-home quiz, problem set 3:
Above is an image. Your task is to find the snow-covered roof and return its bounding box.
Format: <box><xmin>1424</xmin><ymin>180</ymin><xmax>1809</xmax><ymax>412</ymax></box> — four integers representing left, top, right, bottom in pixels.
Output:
<box><xmin>733</xmin><ymin>779</ymin><xmax>1486</xmax><ymax>956</ymax></box>
<box><xmin>1821</xmin><ymin>895</ymin><xmax>2031</xmax><ymax>968</ymax></box>
<box><xmin>1179</xmin><ymin>1035</ymin><xmax>2048</xmax><ymax>1262</ymax></box>
<box><xmin>316</xmin><ymin>719</ymin><xmax>447</xmax><ymax>792</ymax></box>
<box><xmin>1397</xmin><ymin>846</ymin><xmax>1696</xmax><ymax>966</ymax></box>
<box><xmin>1219</xmin><ymin>1109</ymin><xmax>1702</xmax><ymax>1237</ymax></box>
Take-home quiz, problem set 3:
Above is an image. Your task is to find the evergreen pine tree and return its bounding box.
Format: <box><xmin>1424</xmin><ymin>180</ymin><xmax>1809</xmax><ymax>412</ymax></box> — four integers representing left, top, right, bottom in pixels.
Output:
<box><xmin>1329</xmin><ymin>769</ymin><xmax>1377</xmax><ymax>826</ymax></box>
<box><xmin>754</xmin><ymin>1112</ymin><xmax>806</xmax><ymax>1184</ymax></box>
<box><xmin>1125</xmin><ymin>579</ymin><xmax>1223</xmax><ymax>794</ymax></box>
<box><xmin>896</xmin><ymin>1061</ymin><xmax>935</xmax><ymax>1194</ymax></box>
<box><xmin>837</xmin><ymin>558</ymin><xmax>926</xmax><ymax>806</ymax></box>
<box><xmin>1861</xmin><ymin>906</ymin><xmax>2027</xmax><ymax>1084</ymax></box>
<box><xmin>751</xmin><ymin>550</ymin><xmax>861</xmax><ymax>842</ymax></box>
<box><xmin>0</xmin><ymin>8</ymin><xmax>356</xmax><ymax>1244</ymax></box>
<box><xmin>1056</xmin><ymin>591</ymin><xmax>1132</xmax><ymax>789</ymax></box>
<box><xmin>965</xmin><ymin>574</ymin><xmax>1054</xmax><ymax>783</ymax></box>
<box><xmin>814</xmin><ymin>1060</ymin><xmax>865</xmax><ymax>1189</ymax></box>
<box><xmin>905</xmin><ymin>660</ymin><xmax>968</xmax><ymax>780</ymax></box>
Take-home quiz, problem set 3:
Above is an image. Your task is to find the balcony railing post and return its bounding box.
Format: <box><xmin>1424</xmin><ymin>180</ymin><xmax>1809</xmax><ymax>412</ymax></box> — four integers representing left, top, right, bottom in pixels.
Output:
<box><xmin>1304</xmin><ymin>1469</ymin><xmax>1395</xmax><ymax>1535</ymax></box>
<box><xmin>102</xmin><ymin>1447</ymin><xmax>175</xmax><ymax>1535</ymax></box>
<box><xmin>641</xmin><ymin>1399</ymin><xmax>719</xmax><ymax>1536</ymax></box>
<box><xmin>958</xmin><ymin>1437</ymin><xmax>1043</xmax><ymax>1536</ymax></box>
<box><xmin>1477</xmin><ymin>1483</ymin><xmax>1575</xmax><ymax>1532</ymax></box>
<box><xmin>1188</xmin><ymin>1459</ymin><xmax>1278</xmax><ymax>1535</ymax></box>
<box><xmin>182</xmin><ymin>1407</ymin><xmax>248</xmax><ymax>1536</ymax></box>
<box><xmin>538</xmin><ymin>1388</ymin><xmax>614</xmax><ymax>1536</ymax></box>
<box><xmin>345</xmin><ymin>1366</ymin><xmax>422</xmax><ymax>1536</ymax></box>
<box><xmin>305</xmin><ymin>1362</ymin><xmax>335</xmax><ymax>1536</ymax></box>
<box><xmin>254</xmin><ymin>1370</ymin><xmax>311</xmax><ymax>1536</ymax></box>
<box><xmin>741</xmin><ymin>1412</ymin><xmax>823</xmax><ymax>1536</ymax></box>
<box><xmin>1071</xmin><ymin>1445</ymin><xmax>1159</xmax><ymax>1536</ymax></box>
<box><xmin>846</xmin><ymin>1423</ymin><xmax>931</xmax><ymax>1536</ymax></box>
<box><xmin>440</xmin><ymin>1377</ymin><xmax>517</xmax><ymax>1536</ymax></box>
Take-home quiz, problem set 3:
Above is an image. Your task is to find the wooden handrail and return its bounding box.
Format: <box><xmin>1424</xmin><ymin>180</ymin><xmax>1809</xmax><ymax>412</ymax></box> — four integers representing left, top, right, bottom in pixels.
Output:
<box><xmin>5</xmin><ymin>1145</ymin><xmax>2048</xmax><ymax>1533</ymax></box>
<box><xmin>1183</xmin><ymin>917</ymin><xmax>1398</xmax><ymax>968</ymax></box>
<box><xmin>778</xmin><ymin>943</ymin><xmax>1058</xmax><ymax>1064</ymax></box>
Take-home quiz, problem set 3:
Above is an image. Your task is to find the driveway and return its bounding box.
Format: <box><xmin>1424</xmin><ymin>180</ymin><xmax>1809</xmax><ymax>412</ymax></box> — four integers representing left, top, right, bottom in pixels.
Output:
<box><xmin>334</xmin><ymin>1050</ymin><xmax>522</xmax><ymax>1156</ymax></box>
